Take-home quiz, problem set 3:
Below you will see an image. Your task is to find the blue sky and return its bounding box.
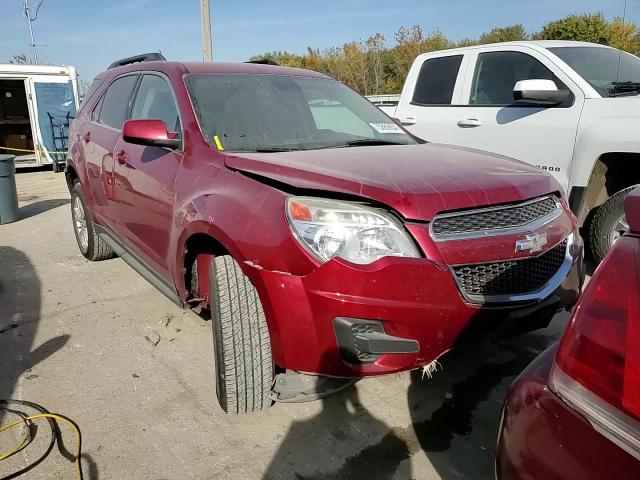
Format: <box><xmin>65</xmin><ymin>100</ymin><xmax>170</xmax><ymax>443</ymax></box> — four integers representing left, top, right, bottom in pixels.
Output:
<box><xmin>0</xmin><ymin>0</ymin><xmax>636</xmax><ymax>84</ymax></box>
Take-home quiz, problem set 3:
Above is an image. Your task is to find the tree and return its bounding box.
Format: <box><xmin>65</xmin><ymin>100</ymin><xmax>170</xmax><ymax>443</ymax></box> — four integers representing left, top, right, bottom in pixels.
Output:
<box><xmin>248</xmin><ymin>51</ymin><xmax>305</xmax><ymax>67</ymax></box>
<box><xmin>250</xmin><ymin>12</ymin><xmax>640</xmax><ymax>96</ymax></box>
<box><xmin>608</xmin><ymin>17</ymin><xmax>640</xmax><ymax>55</ymax></box>
<box><xmin>534</xmin><ymin>13</ymin><xmax>609</xmax><ymax>43</ymax></box>
<box><xmin>9</xmin><ymin>54</ymin><xmax>30</xmax><ymax>64</ymax></box>
<box><xmin>365</xmin><ymin>33</ymin><xmax>386</xmax><ymax>95</ymax></box>
<box><xmin>479</xmin><ymin>25</ymin><xmax>528</xmax><ymax>44</ymax></box>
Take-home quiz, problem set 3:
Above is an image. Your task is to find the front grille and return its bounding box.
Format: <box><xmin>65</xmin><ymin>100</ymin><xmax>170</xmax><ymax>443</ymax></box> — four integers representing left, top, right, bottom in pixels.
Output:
<box><xmin>452</xmin><ymin>239</ymin><xmax>568</xmax><ymax>299</ymax></box>
<box><xmin>432</xmin><ymin>196</ymin><xmax>559</xmax><ymax>237</ymax></box>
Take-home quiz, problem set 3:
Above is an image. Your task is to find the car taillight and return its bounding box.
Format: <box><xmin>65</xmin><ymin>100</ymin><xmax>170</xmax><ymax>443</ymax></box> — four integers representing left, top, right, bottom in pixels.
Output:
<box><xmin>550</xmin><ymin>236</ymin><xmax>640</xmax><ymax>460</ymax></box>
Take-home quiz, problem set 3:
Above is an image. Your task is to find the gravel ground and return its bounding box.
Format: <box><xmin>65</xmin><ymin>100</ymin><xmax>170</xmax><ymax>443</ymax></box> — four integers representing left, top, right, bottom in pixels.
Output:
<box><xmin>0</xmin><ymin>169</ymin><xmax>570</xmax><ymax>480</ymax></box>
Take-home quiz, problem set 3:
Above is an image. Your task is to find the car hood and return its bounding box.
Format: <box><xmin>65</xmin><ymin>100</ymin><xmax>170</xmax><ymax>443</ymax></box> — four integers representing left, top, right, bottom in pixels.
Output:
<box><xmin>224</xmin><ymin>144</ymin><xmax>560</xmax><ymax>220</ymax></box>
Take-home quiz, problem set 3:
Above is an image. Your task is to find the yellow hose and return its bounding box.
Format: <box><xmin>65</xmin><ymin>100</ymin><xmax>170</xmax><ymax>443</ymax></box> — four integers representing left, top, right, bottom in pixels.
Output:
<box><xmin>0</xmin><ymin>413</ymin><xmax>83</xmax><ymax>480</ymax></box>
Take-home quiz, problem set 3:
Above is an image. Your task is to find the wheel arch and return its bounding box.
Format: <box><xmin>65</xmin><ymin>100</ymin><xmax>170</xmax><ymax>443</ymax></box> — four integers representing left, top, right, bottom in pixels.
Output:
<box><xmin>572</xmin><ymin>152</ymin><xmax>640</xmax><ymax>226</ymax></box>
<box><xmin>176</xmin><ymin>223</ymin><xmax>284</xmax><ymax>362</ymax></box>
<box><xmin>64</xmin><ymin>161</ymin><xmax>80</xmax><ymax>192</ymax></box>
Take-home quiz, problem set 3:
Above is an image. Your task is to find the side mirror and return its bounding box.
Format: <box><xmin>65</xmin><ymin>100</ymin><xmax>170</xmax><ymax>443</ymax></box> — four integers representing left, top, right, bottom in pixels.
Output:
<box><xmin>624</xmin><ymin>186</ymin><xmax>640</xmax><ymax>234</ymax></box>
<box><xmin>513</xmin><ymin>79</ymin><xmax>571</xmax><ymax>106</ymax></box>
<box><xmin>122</xmin><ymin>119</ymin><xmax>180</xmax><ymax>149</ymax></box>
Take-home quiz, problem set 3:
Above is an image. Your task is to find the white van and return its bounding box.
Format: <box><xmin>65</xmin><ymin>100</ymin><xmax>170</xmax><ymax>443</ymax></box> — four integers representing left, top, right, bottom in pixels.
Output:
<box><xmin>0</xmin><ymin>64</ymin><xmax>80</xmax><ymax>172</ymax></box>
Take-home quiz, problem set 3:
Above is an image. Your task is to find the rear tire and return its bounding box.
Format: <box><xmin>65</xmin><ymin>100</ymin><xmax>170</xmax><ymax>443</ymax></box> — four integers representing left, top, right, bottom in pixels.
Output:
<box><xmin>209</xmin><ymin>255</ymin><xmax>273</xmax><ymax>414</ymax></box>
<box><xmin>71</xmin><ymin>182</ymin><xmax>114</xmax><ymax>261</ymax></box>
<box><xmin>589</xmin><ymin>186</ymin><xmax>635</xmax><ymax>263</ymax></box>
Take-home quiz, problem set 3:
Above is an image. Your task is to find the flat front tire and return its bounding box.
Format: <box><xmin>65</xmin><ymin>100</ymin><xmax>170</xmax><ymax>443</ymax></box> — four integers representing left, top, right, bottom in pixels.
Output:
<box><xmin>209</xmin><ymin>255</ymin><xmax>273</xmax><ymax>414</ymax></box>
<box><xmin>71</xmin><ymin>182</ymin><xmax>114</xmax><ymax>261</ymax></box>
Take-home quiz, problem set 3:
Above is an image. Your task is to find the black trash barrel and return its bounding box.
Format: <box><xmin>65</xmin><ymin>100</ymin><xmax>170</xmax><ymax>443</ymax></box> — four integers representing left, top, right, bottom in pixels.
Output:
<box><xmin>0</xmin><ymin>155</ymin><xmax>20</xmax><ymax>224</ymax></box>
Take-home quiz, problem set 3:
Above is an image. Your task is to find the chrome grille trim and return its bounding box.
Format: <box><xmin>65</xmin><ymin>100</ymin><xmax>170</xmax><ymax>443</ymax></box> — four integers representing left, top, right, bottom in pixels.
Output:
<box><xmin>451</xmin><ymin>234</ymin><xmax>576</xmax><ymax>305</ymax></box>
<box><xmin>430</xmin><ymin>196</ymin><xmax>563</xmax><ymax>242</ymax></box>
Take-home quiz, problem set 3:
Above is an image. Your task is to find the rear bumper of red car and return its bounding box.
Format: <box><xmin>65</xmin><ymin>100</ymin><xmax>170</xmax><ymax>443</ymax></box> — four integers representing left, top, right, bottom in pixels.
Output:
<box><xmin>496</xmin><ymin>345</ymin><xmax>640</xmax><ymax>480</ymax></box>
<box><xmin>247</xmin><ymin>240</ymin><xmax>583</xmax><ymax>378</ymax></box>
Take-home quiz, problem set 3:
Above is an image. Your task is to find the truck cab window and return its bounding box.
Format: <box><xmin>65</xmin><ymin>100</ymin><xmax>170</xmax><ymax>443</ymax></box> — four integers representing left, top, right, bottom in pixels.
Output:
<box><xmin>412</xmin><ymin>55</ymin><xmax>463</xmax><ymax>105</ymax></box>
<box><xmin>470</xmin><ymin>51</ymin><xmax>560</xmax><ymax>105</ymax></box>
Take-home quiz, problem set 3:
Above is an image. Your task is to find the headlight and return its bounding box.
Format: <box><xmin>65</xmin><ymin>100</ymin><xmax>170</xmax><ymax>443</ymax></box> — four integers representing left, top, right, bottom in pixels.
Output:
<box><xmin>286</xmin><ymin>197</ymin><xmax>420</xmax><ymax>264</ymax></box>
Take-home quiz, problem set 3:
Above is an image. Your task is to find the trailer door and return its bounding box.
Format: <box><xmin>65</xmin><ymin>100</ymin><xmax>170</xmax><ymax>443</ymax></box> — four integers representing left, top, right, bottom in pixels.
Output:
<box><xmin>27</xmin><ymin>76</ymin><xmax>77</xmax><ymax>165</ymax></box>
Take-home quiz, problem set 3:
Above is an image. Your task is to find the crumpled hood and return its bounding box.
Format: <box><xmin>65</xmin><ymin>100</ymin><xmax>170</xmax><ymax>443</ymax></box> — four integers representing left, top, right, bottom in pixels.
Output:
<box><xmin>224</xmin><ymin>143</ymin><xmax>561</xmax><ymax>220</ymax></box>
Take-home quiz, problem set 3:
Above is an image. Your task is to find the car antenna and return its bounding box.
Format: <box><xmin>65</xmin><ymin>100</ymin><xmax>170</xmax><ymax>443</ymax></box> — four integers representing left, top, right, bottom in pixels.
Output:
<box><xmin>614</xmin><ymin>0</ymin><xmax>628</xmax><ymax>96</ymax></box>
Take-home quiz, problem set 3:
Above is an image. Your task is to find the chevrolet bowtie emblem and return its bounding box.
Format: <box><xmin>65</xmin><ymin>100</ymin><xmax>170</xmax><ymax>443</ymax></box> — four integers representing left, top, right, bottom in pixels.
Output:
<box><xmin>515</xmin><ymin>233</ymin><xmax>548</xmax><ymax>254</ymax></box>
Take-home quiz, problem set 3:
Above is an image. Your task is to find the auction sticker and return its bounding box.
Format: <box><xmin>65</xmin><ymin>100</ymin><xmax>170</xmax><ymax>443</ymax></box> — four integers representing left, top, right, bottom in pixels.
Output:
<box><xmin>369</xmin><ymin>122</ymin><xmax>404</xmax><ymax>134</ymax></box>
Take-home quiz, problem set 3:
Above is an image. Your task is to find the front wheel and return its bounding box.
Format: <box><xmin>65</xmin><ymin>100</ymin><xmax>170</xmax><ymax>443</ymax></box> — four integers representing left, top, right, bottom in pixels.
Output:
<box><xmin>209</xmin><ymin>255</ymin><xmax>273</xmax><ymax>414</ymax></box>
<box><xmin>589</xmin><ymin>186</ymin><xmax>635</xmax><ymax>263</ymax></box>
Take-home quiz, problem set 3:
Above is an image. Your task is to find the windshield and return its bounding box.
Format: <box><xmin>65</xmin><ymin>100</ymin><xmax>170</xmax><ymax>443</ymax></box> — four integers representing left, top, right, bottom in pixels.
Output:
<box><xmin>549</xmin><ymin>46</ymin><xmax>640</xmax><ymax>97</ymax></box>
<box><xmin>185</xmin><ymin>74</ymin><xmax>415</xmax><ymax>152</ymax></box>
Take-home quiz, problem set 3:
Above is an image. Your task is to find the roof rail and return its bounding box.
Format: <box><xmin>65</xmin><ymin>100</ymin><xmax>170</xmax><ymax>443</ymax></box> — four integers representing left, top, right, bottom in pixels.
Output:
<box><xmin>107</xmin><ymin>53</ymin><xmax>166</xmax><ymax>70</ymax></box>
<box><xmin>245</xmin><ymin>59</ymin><xmax>280</xmax><ymax>66</ymax></box>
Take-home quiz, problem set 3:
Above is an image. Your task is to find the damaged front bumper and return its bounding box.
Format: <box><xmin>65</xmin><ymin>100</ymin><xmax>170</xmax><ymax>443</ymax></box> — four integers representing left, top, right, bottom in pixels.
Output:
<box><xmin>244</xmin><ymin>239</ymin><xmax>584</xmax><ymax>378</ymax></box>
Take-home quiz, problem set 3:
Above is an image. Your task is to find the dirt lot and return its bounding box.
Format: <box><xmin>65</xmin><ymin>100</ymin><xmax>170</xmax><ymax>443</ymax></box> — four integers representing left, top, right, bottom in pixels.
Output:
<box><xmin>0</xmin><ymin>169</ymin><xmax>570</xmax><ymax>480</ymax></box>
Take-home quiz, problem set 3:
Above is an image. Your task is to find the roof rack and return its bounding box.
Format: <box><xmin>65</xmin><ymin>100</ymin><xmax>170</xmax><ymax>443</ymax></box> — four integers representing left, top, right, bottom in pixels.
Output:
<box><xmin>245</xmin><ymin>59</ymin><xmax>280</xmax><ymax>66</ymax></box>
<box><xmin>107</xmin><ymin>53</ymin><xmax>166</xmax><ymax>70</ymax></box>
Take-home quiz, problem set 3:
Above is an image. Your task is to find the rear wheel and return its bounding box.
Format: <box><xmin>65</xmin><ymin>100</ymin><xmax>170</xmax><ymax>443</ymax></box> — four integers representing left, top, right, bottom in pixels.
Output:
<box><xmin>209</xmin><ymin>255</ymin><xmax>273</xmax><ymax>413</ymax></box>
<box><xmin>71</xmin><ymin>182</ymin><xmax>114</xmax><ymax>261</ymax></box>
<box><xmin>589</xmin><ymin>186</ymin><xmax>635</xmax><ymax>263</ymax></box>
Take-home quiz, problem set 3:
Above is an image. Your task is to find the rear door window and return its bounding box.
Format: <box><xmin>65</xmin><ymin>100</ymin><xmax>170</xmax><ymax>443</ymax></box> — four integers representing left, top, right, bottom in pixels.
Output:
<box><xmin>412</xmin><ymin>55</ymin><xmax>463</xmax><ymax>105</ymax></box>
<box><xmin>97</xmin><ymin>75</ymin><xmax>138</xmax><ymax>130</ymax></box>
<box><xmin>130</xmin><ymin>75</ymin><xmax>181</xmax><ymax>133</ymax></box>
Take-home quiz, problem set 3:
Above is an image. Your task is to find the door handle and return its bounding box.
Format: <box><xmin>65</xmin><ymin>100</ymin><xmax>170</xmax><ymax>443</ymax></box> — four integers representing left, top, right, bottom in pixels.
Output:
<box><xmin>116</xmin><ymin>150</ymin><xmax>127</xmax><ymax>165</ymax></box>
<box><xmin>457</xmin><ymin>119</ymin><xmax>483</xmax><ymax>128</ymax></box>
<box><xmin>397</xmin><ymin>117</ymin><xmax>417</xmax><ymax>126</ymax></box>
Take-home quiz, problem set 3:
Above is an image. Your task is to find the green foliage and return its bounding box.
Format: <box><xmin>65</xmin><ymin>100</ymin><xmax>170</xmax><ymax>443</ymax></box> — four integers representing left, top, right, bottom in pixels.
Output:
<box><xmin>252</xmin><ymin>12</ymin><xmax>639</xmax><ymax>95</ymax></box>
<box><xmin>479</xmin><ymin>25</ymin><xmax>528</xmax><ymax>44</ymax></box>
<box><xmin>534</xmin><ymin>13</ymin><xmax>609</xmax><ymax>43</ymax></box>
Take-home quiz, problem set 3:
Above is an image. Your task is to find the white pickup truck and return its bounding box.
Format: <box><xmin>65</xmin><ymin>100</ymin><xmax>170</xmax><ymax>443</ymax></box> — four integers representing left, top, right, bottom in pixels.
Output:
<box><xmin>391</xmin><ymin>40</ymin><xmax>640</xmax><ymax>261</ymax></box>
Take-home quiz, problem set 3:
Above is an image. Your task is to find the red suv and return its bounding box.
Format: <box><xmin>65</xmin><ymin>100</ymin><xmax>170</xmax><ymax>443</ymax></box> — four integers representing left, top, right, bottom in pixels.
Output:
<box><xmin>66</xmin><ymin>54</ymin><xmax>584</xmax><ymax>413</ymax></box>
<box><xmin>497</xmin><ymin>186</ymin><xmax>640</xmax><ymax>479</ymax></box>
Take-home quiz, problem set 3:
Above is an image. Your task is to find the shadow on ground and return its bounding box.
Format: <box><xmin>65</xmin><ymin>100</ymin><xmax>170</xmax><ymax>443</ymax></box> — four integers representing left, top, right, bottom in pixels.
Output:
<box><xmin>0</xmin><ymin>247</ymin><xmax>74</xmax><ymax>477</ymax></box>
<box><xmin>263</xmin><ymin>330</ymin><xmax>557</xmax><ymax>480</ymax></box>
<box><xmin>19</xmin><ymin>199</ymin><xmax>70</xmax><ymax>220</ymax></box>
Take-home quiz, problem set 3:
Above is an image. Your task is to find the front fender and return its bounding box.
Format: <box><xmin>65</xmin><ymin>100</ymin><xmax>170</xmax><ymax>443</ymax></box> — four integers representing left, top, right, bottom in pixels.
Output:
<box><xmin>170</xmin><ymin>170</ymin><xmax>317</xmax><ymax>300</ymax></box>
<box><xmin>571</xmin><ymin>112</ymin><xmax>640</xmax><ymax>190</ymax></box>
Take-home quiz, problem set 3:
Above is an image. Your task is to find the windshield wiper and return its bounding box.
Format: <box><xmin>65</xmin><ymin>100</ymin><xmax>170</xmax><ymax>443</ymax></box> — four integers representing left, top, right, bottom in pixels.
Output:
<box><xmin>323</xmin><ymin>139</ymin><xmax>407</xmax><ymax>149</ymax></box>
<box><xmin>253</xmin><ymin>147</ymin><xmax>309</xmax><ymax>153</ymax></box>
<box><xmin>610</xmin><ymin>81</ymin><xmax>640</xmax><ymax>97</ymax></box>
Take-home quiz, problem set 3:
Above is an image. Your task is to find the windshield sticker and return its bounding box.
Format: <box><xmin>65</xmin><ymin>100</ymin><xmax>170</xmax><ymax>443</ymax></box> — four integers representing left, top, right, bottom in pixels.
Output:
<box><xmin>369</xmin><ymin>122</ymin><xmax>404</xmax><ymax>134</ymax></box>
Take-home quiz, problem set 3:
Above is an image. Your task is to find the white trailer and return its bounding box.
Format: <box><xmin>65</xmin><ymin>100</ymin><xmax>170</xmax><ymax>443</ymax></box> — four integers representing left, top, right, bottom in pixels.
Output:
<box><xmin>0</xmin><ymin>64</ymin><xmax>79</xmax><ymax>171</ymax></box>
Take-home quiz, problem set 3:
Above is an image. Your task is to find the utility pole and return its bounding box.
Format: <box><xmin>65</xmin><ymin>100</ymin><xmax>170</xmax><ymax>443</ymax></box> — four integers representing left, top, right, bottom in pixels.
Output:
<box><xmin>23</xmin><ymin>0</ymin><xmax>46</xmax><ymax>64</ymax></box>
<box><xmin>200</xmin><ymin>0</ymin><xmax>213</xmax><ymax>61</ymax></box>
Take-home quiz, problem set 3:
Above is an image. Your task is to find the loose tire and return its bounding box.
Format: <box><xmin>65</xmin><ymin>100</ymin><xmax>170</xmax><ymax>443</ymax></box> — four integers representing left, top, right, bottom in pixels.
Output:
<box><xmin>589</xmin><ymin>186</ymin><xmax>635</xmax><ymax>263</ymax></box>
<box><xmin>71</xmin><ymin>182</ymin><xmax>114</xmax><ymax>261</ymax></box>
<box><xmin>209</xmin><ymin>255</ymin><xmax>273</xmax><ymax>414</ymax></box>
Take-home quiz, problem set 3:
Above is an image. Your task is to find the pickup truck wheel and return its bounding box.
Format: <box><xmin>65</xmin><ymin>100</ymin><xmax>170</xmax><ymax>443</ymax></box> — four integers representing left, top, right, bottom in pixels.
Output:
<box><xmin>71</xmin><ymin>182</ymin><xmax>114</xmax><ymax>261</ymax></box>
<box><xmin>590</xmin><ymin>186</ymin><xmax>634</xmax><ymax>263</ymax></box>
<box><xmin>209</xmin><ymin>255</ymin><xmax>273</xmax><ymax>414</ymax></box>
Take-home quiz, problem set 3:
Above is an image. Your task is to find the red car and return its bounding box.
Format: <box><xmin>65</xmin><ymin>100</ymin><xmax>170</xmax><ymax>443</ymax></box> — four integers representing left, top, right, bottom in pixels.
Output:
<box><xmin>497</xmin><ymin>186</ymin><xmax>640</xmax><ymax>478</ymax></box>
<box><xmin>66</xmin><ymin>54</ymin><xmax>583</xmax><ymax>413</ymax></box>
